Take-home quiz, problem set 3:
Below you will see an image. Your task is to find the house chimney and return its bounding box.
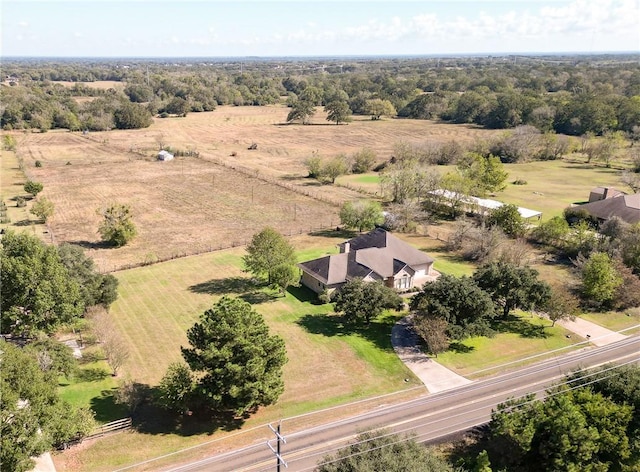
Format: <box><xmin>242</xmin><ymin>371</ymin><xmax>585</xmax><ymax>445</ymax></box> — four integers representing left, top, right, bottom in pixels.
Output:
<box><xmin>603</xmin><ymin>187</ymin><xmax>609</xmax><ymax>199</ymax></box>
<box><xmin>343</xmin><ymin>242</ymin><xmax>350</xmax><ymax>253</ymax></box>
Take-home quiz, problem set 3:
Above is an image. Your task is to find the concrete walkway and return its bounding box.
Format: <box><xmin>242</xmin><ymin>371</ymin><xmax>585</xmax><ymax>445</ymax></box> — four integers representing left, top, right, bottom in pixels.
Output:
<box><xmin>31</xmin><ymin>452</ymin><xmax>56</xmax><ymax>472</ymax></box>
<box><xmin>555</xmin><ymin>316</ymin><xmax>627</xmax><ymax>347</ymax></box>
<box><xmin>391</xmin><ymin>316</ymin><xmax>472</xmax><ymax>393</ymax></box>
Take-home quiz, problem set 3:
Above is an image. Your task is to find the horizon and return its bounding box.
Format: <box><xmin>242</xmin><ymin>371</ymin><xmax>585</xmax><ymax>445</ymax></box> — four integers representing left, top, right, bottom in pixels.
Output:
<box><xmin>2</xmin><ymin>1</ymin><xmax>639</xmax><ymax>58</ymax></box>
<box><xmin>3</xmin><ymin>51</ymin><xmax>638</xmax><ymax>61</ymax></box>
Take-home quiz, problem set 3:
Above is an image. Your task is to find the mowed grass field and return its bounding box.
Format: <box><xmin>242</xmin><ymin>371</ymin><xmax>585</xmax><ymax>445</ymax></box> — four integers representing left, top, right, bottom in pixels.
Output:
<box><xmin>339</xmin><ymin>157</ymin><xmax>624</xmax><ymax>221</ymax></box>
<box><xmin>53</xmin><ymin>233</ymin><xmax>425</xmax><ymax>471</ymax></box>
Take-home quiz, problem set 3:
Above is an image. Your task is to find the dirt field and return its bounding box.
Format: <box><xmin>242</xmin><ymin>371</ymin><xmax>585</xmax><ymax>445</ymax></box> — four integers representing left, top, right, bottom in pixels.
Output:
<box><xmin>7</xmin><ymin>105</ymin><xmax>501</xmax><ymax>269</ymax></box>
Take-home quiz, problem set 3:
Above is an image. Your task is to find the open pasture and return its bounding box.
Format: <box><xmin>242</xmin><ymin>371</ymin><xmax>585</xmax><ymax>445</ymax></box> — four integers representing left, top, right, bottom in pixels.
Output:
<box><xmin>30</xmin><ymin>156</ymin><xmax>341</xmax><ymax>270</ymax></box>
<box><xmin>12</xmin><ymin>105</ymin><xmax>502</xmax><ymax>269</ymax></box>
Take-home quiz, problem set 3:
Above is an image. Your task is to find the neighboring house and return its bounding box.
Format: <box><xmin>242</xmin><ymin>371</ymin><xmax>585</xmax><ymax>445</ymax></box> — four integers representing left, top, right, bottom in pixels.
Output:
<box><xmin>298</xmin><ymin>228</ymin><xmax>437</xmax><ymax>295</ymax></box>
<box><xmin>576</xmin><ymin>192</ymin><xmax>640</xmax><ymax>225</ymax></box>
<box><xmin>588</xmin><ymin>186</ymin><xmax>625</xmax><ymax>203</ymax></box>
<box><xmin>157</xmin><ymin>150</ymin><xmax>174</xmax><ymax>161</ymax></box>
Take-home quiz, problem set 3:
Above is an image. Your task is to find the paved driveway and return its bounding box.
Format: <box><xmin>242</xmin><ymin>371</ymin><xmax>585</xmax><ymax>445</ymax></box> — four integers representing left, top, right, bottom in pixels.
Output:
<box><xmin>391</xmin><ymin>316</ymin><xmax>472</xmax><ymax>393</ymax></box>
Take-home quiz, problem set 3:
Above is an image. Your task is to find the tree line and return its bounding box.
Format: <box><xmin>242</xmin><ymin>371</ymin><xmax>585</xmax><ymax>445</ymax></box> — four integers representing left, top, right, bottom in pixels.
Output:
<box><xmin>2</xmin><ymin>55</ymin><xmax>638</xmax><ymax>138</ymax></box>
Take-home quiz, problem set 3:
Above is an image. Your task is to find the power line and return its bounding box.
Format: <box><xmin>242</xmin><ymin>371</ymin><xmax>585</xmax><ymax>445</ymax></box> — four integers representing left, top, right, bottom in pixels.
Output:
<box><xmin>282</xmin><ymin>359</ymin><xmax>639</xmax><ymax>472</ymax></box>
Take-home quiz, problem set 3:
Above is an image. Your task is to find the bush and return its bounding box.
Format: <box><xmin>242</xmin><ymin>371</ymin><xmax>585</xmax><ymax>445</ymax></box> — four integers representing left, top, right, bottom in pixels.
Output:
<box><xmin>35</xmin><ymin>160</ymin><xmax>42</xmax><ymax>168</ymax></box>
<box><xmin>512</xmin><ymin>179</ymin><xmax>527</xmax><ymax>185</ymax></box>
<box><xmin>15</xmin><ymin>196</ymin><xmax>26</xmax><ymax>207</ymax></box>
<box><xmin>564</xmin><ymin>206</ymin><xmax>597</xmax><ymax>227</ymax></box>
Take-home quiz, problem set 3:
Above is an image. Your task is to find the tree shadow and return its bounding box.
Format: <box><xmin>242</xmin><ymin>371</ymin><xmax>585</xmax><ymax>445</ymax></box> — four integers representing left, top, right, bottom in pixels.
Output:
<box><xmin>239</xmin><ymin>291</ymin><xmax>277</xmax><ymax>305</ymax></box>
<box><xmin>76</xmin><ymin>366</ymin><xmax>111</xmax><ymax>382</ymax></box>
<box><xmin>89</xmin><ymin>389</ymin><xmax>129</xmax><ymax>423</ymax></box>
<box><xmin>13</xmin><ymin>219</ymin><xmax>35</xmax><ymax>227</ymax></box>
<box><xmin>188</xmin><ymin>276</ymin><xmax>264</xmax><ymax>295</ymax></box>
<box><xmin>132</xmin><ymin>402</ymin><xmax>245</xmax><ymax>437</ymax></box>
<box><xmin>309</xmin><ymin>228</ymin><xmax>357</xmax><ymax>239</ymax></box>
<box><xmin>448</xmin><ymin>341</ymin><xmax>475</xmax><ymax>353</ymax></box>
<box><xmin>69</xmin><ymin>239</ymin><xmax>111</xmax><ymax>250</ymax></box>
<box><xmin>492</xmin><ymin>315</ymin><xmax>548</xmax><ymax>339</ymax></box>
<box><xmin>296</xmin><ymin>312</ymin><xmax>398</xmax><ymax>352</ymax></box>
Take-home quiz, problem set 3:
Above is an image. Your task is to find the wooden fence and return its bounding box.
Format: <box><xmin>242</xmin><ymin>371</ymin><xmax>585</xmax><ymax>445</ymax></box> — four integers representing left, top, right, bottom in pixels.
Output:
<box><xmin>86</xmin><ymin>417</ymin><xmax>132</xmax><ymax>439</ymax></box>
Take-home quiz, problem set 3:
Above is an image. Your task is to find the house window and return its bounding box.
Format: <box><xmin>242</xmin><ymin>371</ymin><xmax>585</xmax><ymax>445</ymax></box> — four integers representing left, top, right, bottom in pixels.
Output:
<box><xmin>395</xmin><ymin>275</ymin><xmax>411</xmax><ymax>289</ymax></box>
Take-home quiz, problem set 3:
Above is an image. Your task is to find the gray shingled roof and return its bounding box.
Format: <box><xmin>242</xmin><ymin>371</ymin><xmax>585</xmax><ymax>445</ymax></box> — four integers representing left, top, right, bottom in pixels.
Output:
<box><xmin>299</xmin><ymin>228</ymin><xmax>434</xmax><ymax>285</ymax></box>
<box><xmin>579</xmin><ymin>194</ymin><xmax>640</xmax><ymax>225</ymax></box>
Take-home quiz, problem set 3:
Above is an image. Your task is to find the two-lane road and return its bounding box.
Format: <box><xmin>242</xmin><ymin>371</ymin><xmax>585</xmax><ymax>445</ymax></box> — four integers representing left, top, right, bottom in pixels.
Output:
<box><xmin>165</xmin><ymin>336</ymin><xmax>639</xmax><ymax>472</ymax></box>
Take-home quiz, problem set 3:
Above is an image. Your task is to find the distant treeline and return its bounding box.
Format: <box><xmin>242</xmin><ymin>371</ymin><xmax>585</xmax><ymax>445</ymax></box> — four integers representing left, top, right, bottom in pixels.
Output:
<box><xmin>1</xmin><ymin>54</ymin><xmax>638</xmax><ymax>136</ymax></box>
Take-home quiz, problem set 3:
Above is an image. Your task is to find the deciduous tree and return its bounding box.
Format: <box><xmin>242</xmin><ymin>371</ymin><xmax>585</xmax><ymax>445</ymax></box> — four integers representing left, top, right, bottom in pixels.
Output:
<box><xmin>270</xmin><ymin>264</ymin><xmax>299</xmax><ymax>296</ymax></box>
<box><xmin>181</xmin><ymin>297</ymin><xmax>287</xmax><ymax>415</ymax></box>
<box><xmin>324</xmin><ymin>100</ymin><xmax>352</xmax><ymax>125</ymax></box>
<box><xmin>286</xmin><ymin>99</ymin><xmax>315</xmax><ymax>124</ymax></box>
<box><xmin>339</xmin><ymin>200</ymin><xmax>384</xmax><ymax>233</ymax></box>
<box><xmin>243</xmin><ymin>227</ymin><xmax>296</xmax><ymax>284</ymax></box>
<box><xmin>410</xmin><ymin>275</ymin><xmax>495</xmax><ymax>338</ymax></box>
<box><xmin>332</xmin><ymin>278</ymin><xmax>402</xmax><ymax>325</ymax></box>
<box><xmin>30</xmin><ymin>196</ymin><xmax>54</xmax><ymax>222</ymax></box>
<box><xmin>473</xmin><ymin>261</ymin><xmax>551</xmax><ymax>318</ymax></box>
<box><xmin>580</xmin><ymin>252</ymin><xmax>623</xmax><ymax>307</ymax></box>
<box><xmin>487</xmin><ymin>204</ymin><xmax>526</xmax><ymax>238</ymax></box>
<box><xmin>316</xmin><ymin>429</ymin><xmax>456</xmax><ymax>472</ymax></box>
<box><xmin>543</xmin><ymin>284</ymin><xmax>580</xmax><ymax>327</ymax></box>
<box><xmin>1</xmin><ymin>341</ymin><xmax>94</xmax><ymax>472</ymax></box>
<box><xmin>57</xmin><ymin>243</ymin><xmax>118</xmax><ymax>308</ymax></box>
<box><xmin>24</xmin><ymin>180</ymin><xmax>43</xmax><ymax>197</ymax></box>
<box><xmin>157</xmin><ymin>362</ymin><xmax>194</xmax><ymax>413</ymax></box>
<box><xmin>1</xmin><ymin>231</ymin><xmax>84</xmax><ymax>336</ymax></box>
<box><xmin>413</xmin><ymin>315</ymin><xmax>449</xmax><ymax>357</ymax></box>
<box><xmin>365</xmin><ymin>98</ymin><xmax>396</xmax><ymax>120</ymax></box>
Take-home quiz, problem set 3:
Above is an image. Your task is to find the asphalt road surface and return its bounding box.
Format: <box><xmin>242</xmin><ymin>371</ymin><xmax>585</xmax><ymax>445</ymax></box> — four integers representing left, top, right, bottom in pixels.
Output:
<box><xmin>165</xmin><ymin>336</ymin><xmax>639</xmax><ymax>472</ymax></box>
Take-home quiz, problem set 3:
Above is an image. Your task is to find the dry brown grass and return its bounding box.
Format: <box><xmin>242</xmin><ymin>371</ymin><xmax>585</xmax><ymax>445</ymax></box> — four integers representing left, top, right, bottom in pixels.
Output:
<box><xmin>51</xmin><ymin>80</ymin><xmax>125</xmax><ymax>90</ymax></box>
<box><xmin>8</xmin><ymin>105</ymin><xmax>501</xmax><ymax>270</ymax></box>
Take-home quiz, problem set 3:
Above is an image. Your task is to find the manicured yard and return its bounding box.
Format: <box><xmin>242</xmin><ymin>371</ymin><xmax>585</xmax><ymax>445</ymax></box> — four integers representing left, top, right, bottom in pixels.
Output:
<box><xmin>580</xmin><ymin>309</ymin><xmax>640</xmax><ymax>335</ymax></box>
<box><xmin>58</xmin><ymin>354</ymin><xmax>128</xmax><ymax>424</ymax></box>
<box><xmin>436</xmin><ymin>313</ymin><xmax>585</xmax><ymax>378</ymax></box>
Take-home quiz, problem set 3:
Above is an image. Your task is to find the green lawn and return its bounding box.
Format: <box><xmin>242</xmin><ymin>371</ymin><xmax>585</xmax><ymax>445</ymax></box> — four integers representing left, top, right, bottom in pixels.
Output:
<box><xmin>499</xmin><ymin>159</ymin><xmax>623</xmax><ymax>220</ymax></box>
<box><xmin>58</xmin><ymin>355</ymin><xmax>128</xmax><ymax>424</ymax></box>
<box><xmin>580</xmin><ymin>309</ymin><xmax>640</xmax><ymax>334</ymax></box>
<box><xmin>55</xmin><ymin>231</ymin><xmax>594</xmax><ymax>471</ymax></box>
<box><xmin>436</xmin><ymin>313</ymin><xmax>584</xmax><ymax>378</ymax></box>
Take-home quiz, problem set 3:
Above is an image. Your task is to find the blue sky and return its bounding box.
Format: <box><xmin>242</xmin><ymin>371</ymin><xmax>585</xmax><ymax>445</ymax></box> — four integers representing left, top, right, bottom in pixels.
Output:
<box><xmin>2</xmin><ymin>0</ymin><xmax>639</xmax><ymax>57</ymax></box>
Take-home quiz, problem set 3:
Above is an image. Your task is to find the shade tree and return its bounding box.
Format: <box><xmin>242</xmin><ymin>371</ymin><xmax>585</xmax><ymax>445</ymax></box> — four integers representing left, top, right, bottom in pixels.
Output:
<box><xmin>410</xmin><ymin>274</ymin><xmax>496</xmax><ymax>338</ymax></box>
<box><xmin>331</xmin><ymin>278</ymin><xmax>403</xmax><ymax>325</ymax></box>
<box><xmin>473</xmin><ymin>261</ymin><xmax>551</xmax><ymax>318</ymax></box>
<box><xmin>487</xmin><ymin>203</ymin><xmax>526</xmax><ymax>238</ymax></box>
<box><xmin>0</xmin><ymin>231</ymin><xmax>84</xmax><ymax>336</ymax></box>
<box><xmin>324</xmin><ymin>100</ymin><xmax>352</xmax><ymax>125</ymax></box>
<box><xmin>243</xmin><ymin>227</ymin><xmax>296</xmax><ymax>285</ymax></box>
<box><xmin>1</xmin><ymin>341</ymin><xmax>94</xmax><ymax>472</ymax></box>
<box><xmin>580</xmin><ymin>252</ymin><xmax>623</xmax><ymax>307</ymax></box>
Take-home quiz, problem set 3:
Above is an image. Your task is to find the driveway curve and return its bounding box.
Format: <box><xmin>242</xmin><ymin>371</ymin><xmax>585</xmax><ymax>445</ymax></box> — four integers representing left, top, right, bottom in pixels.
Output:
<box><xmin>391</xmin><ymin>315</ymin><xmax>472</xmax><ymax>393</ymax></box>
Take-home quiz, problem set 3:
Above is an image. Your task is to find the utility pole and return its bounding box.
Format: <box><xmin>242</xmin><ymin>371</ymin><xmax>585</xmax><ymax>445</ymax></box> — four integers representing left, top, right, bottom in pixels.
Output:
<box><xmin>266</xmin><ymin>421</ymin><xmax>287</xmax><ymax>471</ymax></box>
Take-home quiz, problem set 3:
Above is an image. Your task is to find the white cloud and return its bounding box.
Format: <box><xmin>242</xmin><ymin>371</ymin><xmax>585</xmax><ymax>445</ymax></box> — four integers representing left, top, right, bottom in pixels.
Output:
<box><xmin>18</xmin><ymin>21</ymin><xmax>29</xmax><ymax>27</ymax></box>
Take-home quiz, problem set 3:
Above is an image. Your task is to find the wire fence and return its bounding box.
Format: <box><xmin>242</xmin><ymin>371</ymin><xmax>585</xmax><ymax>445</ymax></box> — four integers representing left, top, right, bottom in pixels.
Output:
<box><xmin>100</xmin><ymin>223</ymin><xmax>337</xmax><ymax>274</ymax></box>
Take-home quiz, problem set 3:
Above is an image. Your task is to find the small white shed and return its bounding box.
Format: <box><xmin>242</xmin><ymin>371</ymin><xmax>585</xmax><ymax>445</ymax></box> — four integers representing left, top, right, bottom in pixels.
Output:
<box><xmin>158</xmin><ymin>150</ymin><xmax>174</xmax><ymax>161</ymax></box>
